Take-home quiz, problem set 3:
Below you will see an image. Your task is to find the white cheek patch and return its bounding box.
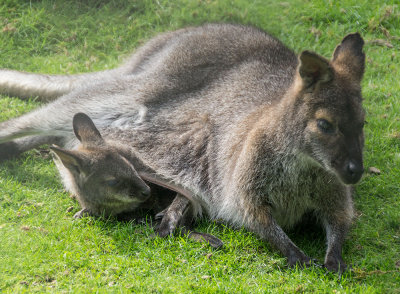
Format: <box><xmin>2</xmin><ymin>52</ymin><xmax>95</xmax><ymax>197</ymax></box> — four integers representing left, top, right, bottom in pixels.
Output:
<box><xmin>112</xmin><ymin>193</ymin><xmax>143</xmax><ymax>204</ymax></box>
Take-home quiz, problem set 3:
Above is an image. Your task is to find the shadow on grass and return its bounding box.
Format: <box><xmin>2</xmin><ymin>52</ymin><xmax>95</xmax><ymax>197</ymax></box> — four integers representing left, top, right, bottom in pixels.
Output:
<box><xmin>0</xmin><ymin>152</ymin><xmax>60</xmax><ymax>189</ymax></box>
<box><xmin>87</xmin><ymin>207</ymin><xmax>328</xmax><ymax>269</ymax></box>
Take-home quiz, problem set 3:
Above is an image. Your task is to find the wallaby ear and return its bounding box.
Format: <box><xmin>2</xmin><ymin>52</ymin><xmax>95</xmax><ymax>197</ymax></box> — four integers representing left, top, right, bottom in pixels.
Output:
<box><xmin>50</xmin><ymin>145</ymin><xmax>84</xmax><ymax>175</ymax></box>
<box><xmin>332</xmin><ymin>33</ymin><xmax>365</xmax><ymax>81</ymax></box>
<box><xmin>298</xmin><ymin>51</ymin><xmax>333</xmax><ymax>90</ymax></box>
<box><xmin>73</xmin><ymin>112</ymin><xmax>104</xmax><ymax>146</ymax></box>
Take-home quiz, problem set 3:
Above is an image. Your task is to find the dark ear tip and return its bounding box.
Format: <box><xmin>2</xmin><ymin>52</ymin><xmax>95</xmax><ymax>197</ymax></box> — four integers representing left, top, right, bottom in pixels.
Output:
<box><xmin>72</xmin><ymin>112</ymin><xmax>102</xmax><ymax>144</ymax></box>
<box><xmin>73</xmin><ymin>112</ymin><xmax>91</xmax><ymax>125</ymax></box>
<box><xmin>299</xmin><ymin>50</ymin><xmax>317</xmax><ymax>60</ymax></box>
<box><xmin>298</xmin><ymin>51</ymin><xmax>330</xmax><ymax>69</ymax></box>
<box><xmin>341</xmin><ymin>32</ymin><xmax>364</xmax><ymax>47</ymax></box>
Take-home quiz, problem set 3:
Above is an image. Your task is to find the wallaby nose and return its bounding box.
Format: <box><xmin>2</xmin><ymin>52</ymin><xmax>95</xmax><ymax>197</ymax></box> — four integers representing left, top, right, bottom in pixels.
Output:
<box><xmin>346</xmin><ymin>161</ymin><xmax>364</xmax><ymax>183</ymax></box>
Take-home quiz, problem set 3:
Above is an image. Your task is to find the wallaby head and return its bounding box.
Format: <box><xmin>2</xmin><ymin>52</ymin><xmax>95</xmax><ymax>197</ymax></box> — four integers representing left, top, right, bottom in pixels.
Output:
<box><xmin>288</xmin><ymin>33</ymin><xmax>365</xmax><ymax>185</ymax></box>
<box><xmin>50</xmin><ymin>113</ymin><xmax>151</xmax><ymax>217</ymax></box>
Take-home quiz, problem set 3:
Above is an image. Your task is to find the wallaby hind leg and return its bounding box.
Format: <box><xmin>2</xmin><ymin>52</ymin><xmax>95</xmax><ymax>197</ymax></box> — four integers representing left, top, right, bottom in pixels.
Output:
<box><xmin>155</xmin><ymin>194</ymin><xmax>223</xmax><ymax>249</ymax></box>
<box><xmin>186</xmin><ymin>231</ymin><xmax>224</xmax><ymax>249</ymax></box>
<box><xmin>155</xmin><ymin>194</ymin><xmax>193</xmax><ymax>237</ymax></box>
<box><xmin>0</xmin><ymin>136</ymin><xmax>64</xmax><ymax>163</ymax></box>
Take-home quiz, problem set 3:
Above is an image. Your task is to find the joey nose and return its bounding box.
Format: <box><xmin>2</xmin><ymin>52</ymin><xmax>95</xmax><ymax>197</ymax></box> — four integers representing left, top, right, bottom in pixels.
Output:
<box><xmin>346</xmin><ymin>161</ymin><xmax>363</xmax><ymax>183</ymax></box>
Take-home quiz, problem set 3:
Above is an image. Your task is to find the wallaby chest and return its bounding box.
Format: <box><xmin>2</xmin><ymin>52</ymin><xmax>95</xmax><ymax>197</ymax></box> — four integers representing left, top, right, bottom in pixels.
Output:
<box><xmin>260</xmin><ymin>156</ymin><xmax>323</xmax><ymax>228</ymax></box>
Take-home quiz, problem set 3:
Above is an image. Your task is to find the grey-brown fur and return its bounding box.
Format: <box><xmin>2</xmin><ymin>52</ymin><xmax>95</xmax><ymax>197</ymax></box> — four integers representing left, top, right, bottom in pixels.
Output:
<box><xmin>0</xmin><ymin>24</ymin><xmax>366</xmax><ymax>271</ymax></box>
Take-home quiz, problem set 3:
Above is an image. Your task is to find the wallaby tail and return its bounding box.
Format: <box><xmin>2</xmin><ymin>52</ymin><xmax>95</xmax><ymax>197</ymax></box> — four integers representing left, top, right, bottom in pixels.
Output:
<box><xmin>0</xmin><ymin>68</ymin><xmax>120</xmax><ymax>101</ymax></box>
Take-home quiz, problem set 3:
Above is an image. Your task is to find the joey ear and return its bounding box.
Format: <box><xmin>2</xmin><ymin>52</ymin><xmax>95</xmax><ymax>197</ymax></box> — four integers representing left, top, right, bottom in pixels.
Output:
<box><xmin>298</xmin><ymin>51</ymin><xmax>333</xmax><ymax>90</ymax></box>
<box><xmin>73</xmin><ymin>112</ymin><xmax>104</xmax><ymax>146</ymax></box>
<box><xmin>50</xmin><ymin>145</ymin><xmax>84</xmax><ymax>175</ymax></box>
<box><xmin>332</xmin><ymin>33</ymin><xmax>365</xmax><ymax>81</ymax></box>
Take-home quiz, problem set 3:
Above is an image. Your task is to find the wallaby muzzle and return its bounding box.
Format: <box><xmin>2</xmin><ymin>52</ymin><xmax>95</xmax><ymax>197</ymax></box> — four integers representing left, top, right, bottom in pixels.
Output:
<box><xmin>130</xmin><ymin>184</ymin><xmax>151</xmax><ymax>201</ymax></box>
<box><xmin>336</xmin><ymin>159</ymin><xmax>364</xmax><ymax>185</ymax></box>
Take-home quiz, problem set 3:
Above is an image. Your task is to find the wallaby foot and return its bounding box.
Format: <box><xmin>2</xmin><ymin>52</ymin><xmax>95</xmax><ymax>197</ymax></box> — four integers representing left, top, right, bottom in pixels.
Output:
<box><xmin>286</xmin><ymin>248</ymin><xmax>313</xmax><ymax>268</ymax></box>
<box><xmin>73</xmin><ymin>208</ymin><xmax>93</xmax><ymax>219</ymax></box>
<box><xmin>154</xmin><ymin>208</ymin><xmax>167</xmax><ymax>221</ymax></box>
<box><xmin>155</xmin><ymin>194</ymin><xmax>192</xmax><ymax>237</ymax></box>
<box><xmin>157</xmin><ymin>225</ymin><xmax>224</xmax><ymax>249</ymax></box>
<box><xmin>155</xmin><ymin>194</ymin><xmax>224</xmax><ymax>249</ymax></box>
<box><xmin>187</xmin><ymin>231</ymin><xmax>224</xmax><ymax>249</ymax></box>
<box><xmin>287</xmin><ymin>256</ymin><xmax>323</xmax><ymax>269</ymax></box>
<box><xmin>324</xmin><ymin>254</ymin><xmax>348</xmax><ymax>273</ymax></box>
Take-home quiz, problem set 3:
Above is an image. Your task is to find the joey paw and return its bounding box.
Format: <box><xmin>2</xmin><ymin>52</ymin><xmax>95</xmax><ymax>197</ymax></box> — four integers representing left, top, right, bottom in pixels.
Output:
<box><xmin>155</xmin><ymin>209</ymin><xmax>180</xmax><ymax>237</ymax></box>
<box><xmin>155</xmin><ymin>222</ymin><xmax>174</xmax><ymax>238</ymax></box>
<box><xmin>287</xmin><ymin>255</ymin><xmax>316</xmax><ymax>269</ymax></box>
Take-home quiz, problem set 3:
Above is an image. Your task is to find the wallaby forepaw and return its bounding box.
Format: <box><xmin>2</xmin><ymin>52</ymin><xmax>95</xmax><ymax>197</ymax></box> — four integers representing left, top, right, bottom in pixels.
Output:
<box><xmin>154</xmin><ymin>210</ymin><xmax>165</xmax><ymax>221</ymax></box>
<box><xmin>155</xmin><ymin>210</ymin><xmax>180</xmax><ymax>237</ymax></box>
<box><xmin>310</xmin><ymin>259</ymin><xmax>324</xmax><ymax>269</ymax></box>
<box><xmin>155</xmin><ymin>223</ymin><xmax>174</xmax><ymax>238</ymax></box>
<box><xmin>324</xmin><ymin>258</ymin><xmax>348</xmax><ymax>273</ymax></box>
<box><xmin>73</xmin><ymin>208</ymin><xmax>92</xmax><ymax>219</ymax></box>
<box><xmin>188</xmin><ymin>232</ymin><xmax>224</xmax><ymax>249</ymax></box>
<box><xmin>287</xmin><ymin>255</ymin><xmax>314</xmax><ymax>269</ymax></box>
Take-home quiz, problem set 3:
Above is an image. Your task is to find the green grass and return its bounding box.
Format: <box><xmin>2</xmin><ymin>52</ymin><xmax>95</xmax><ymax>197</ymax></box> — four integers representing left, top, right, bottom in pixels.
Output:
<box><xmin>1</xmin><ymin>0</ymin><xmax>399</xmax><ymax>292</ymax></box>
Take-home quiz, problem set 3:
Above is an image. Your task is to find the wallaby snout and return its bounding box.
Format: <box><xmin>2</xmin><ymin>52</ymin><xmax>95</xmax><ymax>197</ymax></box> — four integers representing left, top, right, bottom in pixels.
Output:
<box><xmin>339</xmin><ymin>159</ymin><xmax>364</xmax><ymax>185</ymax></box>
<box><xmin>329</xmin><ymin>147</ymin><xmax>363</xmax><ymax>184</ymax></box>
<box><xmin>130</xmin><ymin>182</ymin><xmax>151</xmax><ymax>201</ymax></box>
<box><xmin>347</xmin><ymin>160</ymin><xmax>364</xmax><ymax>182</ymax></box>
<box><xmin>332</xmin><ymin>135</ymin><xmax>364</xmax><ymax>185</ymax></box>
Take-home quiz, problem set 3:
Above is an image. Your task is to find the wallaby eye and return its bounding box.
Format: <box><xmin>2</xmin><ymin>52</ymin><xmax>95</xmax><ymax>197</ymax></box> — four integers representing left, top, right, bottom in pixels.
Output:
<box><xmin>105</xmin><ymin>179</ymin><xmax>120</xmax><ymax>187</ymax></box>
<box><xmin>317</xmin><ymin>119</ymin><xmax>335</xmax><ymax>134</ymax></box>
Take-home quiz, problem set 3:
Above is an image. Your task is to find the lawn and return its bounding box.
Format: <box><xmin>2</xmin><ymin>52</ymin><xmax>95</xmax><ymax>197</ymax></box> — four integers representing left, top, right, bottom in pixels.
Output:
<box><xmin>0</xmin><ymin>0</ymin><xmax>399</xmax><ymax>292</ymax></box>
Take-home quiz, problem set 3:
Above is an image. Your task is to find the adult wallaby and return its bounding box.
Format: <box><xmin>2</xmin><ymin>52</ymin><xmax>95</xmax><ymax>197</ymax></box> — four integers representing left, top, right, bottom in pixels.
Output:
<box><xmin>50</xmin><ymin>112</ymin><xmax>223</xmax><ymax>248</ymax></box>
<box><xmin>0</xmin><ymin>24</ymin><xmax>365</xmax><ymax>272</ymax></box>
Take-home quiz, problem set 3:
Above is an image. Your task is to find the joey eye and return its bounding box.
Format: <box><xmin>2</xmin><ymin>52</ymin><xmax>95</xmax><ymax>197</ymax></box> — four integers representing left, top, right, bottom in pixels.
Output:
<box><xmin>105</xmin><ymin>179</ymin><xmax>120</xmax><ymax>187</ymax></box>
<box><xmin>317</xmin><ymin>119</ymin><xmax>335</xmax><ymax>134</ymax></box>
